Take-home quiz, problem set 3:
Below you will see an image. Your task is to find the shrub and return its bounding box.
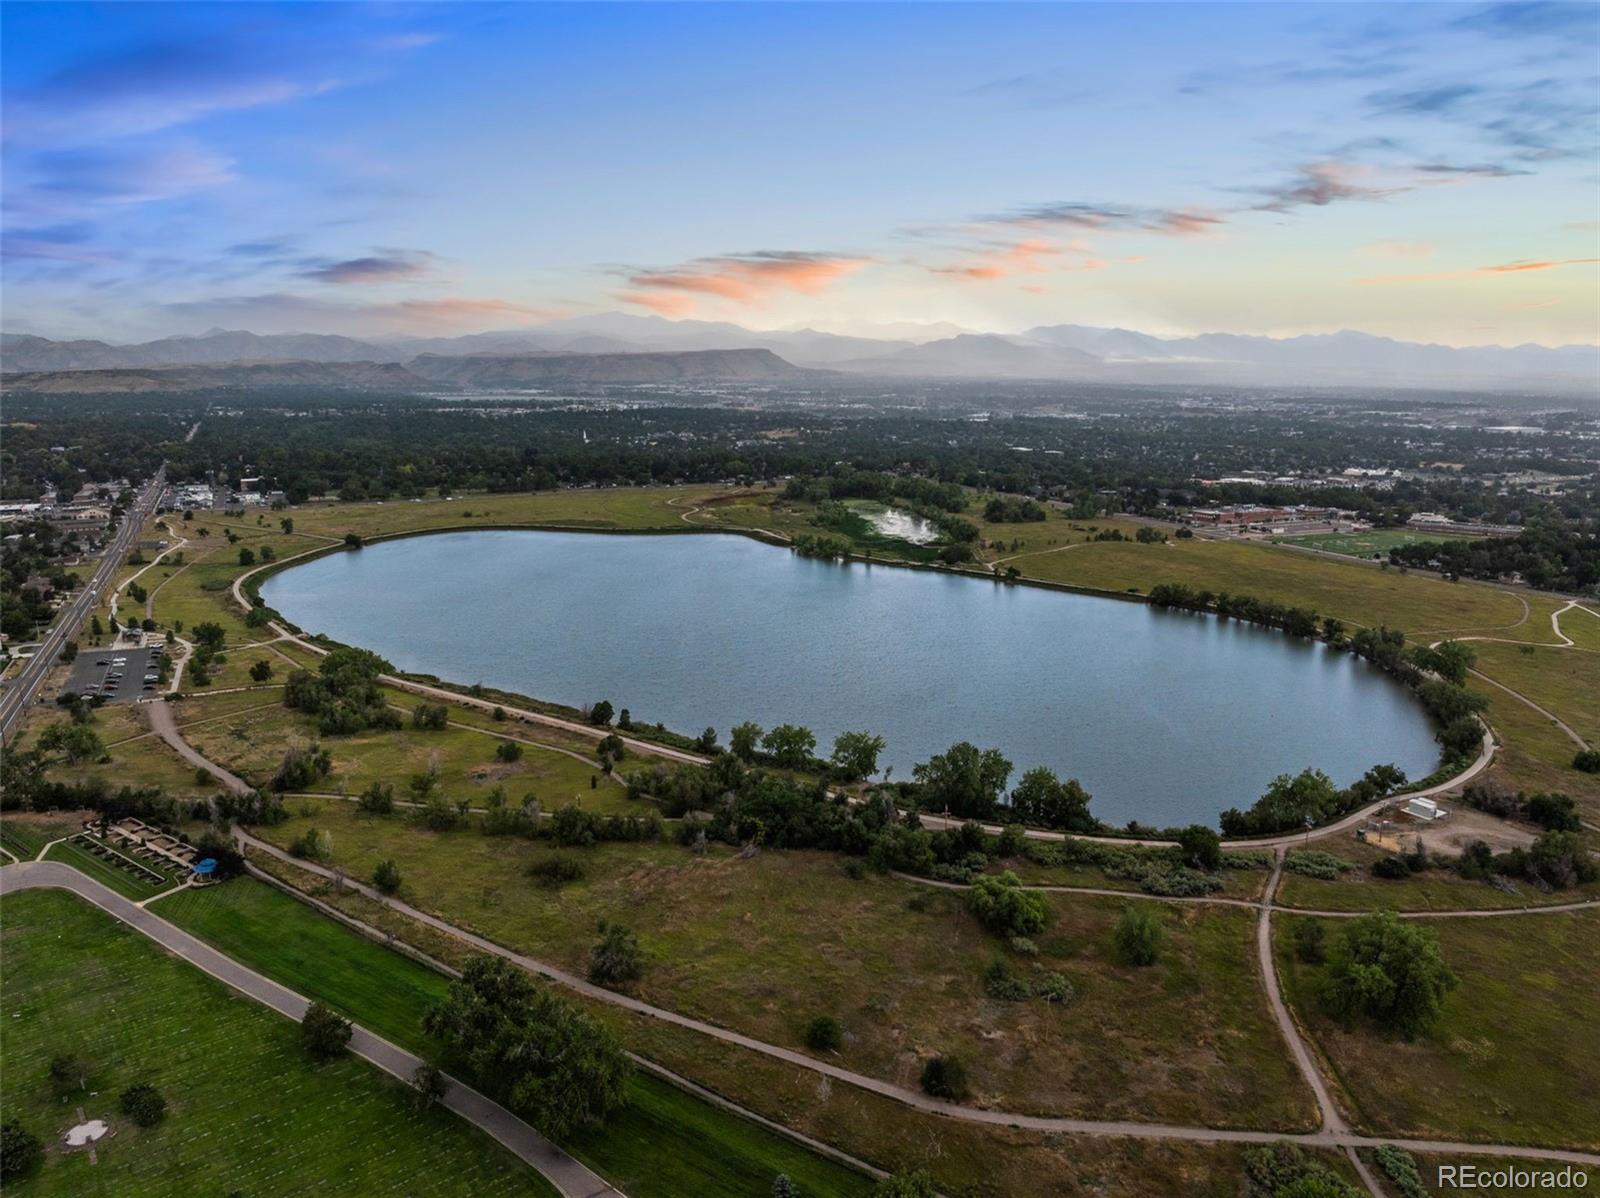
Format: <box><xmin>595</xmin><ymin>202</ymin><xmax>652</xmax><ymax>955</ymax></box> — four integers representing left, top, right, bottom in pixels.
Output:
<box><xmin>1113</xmin><ymin>905</ymin><xmax>1164</xmax><ymax>966</ymax></box>
<box><xmin>496</xmin><ymin>740</ymin><xmax>524</xmax><ymax>763</ymax></box>
<box><xmin>1319</xmin><ymin>911</ymin><xmax>1457</xmax><ymax>1039</ymax></box>
<box><xmin>372</xmin><ymin>859</ymin><xmax>402</xmax><ymax>895</ymax></box>
<box><xmin>1008</xmin><ymin>935</ymin><xmax>1038</xmax><ymax>957</ymax></box>
<box><xmin>588</xmin><ymin>921</ymin><xmax>643</xmax><ymax>986</ymax></box>
<box><xmin>249</xmin><ymin>659</ymin><xmax>274</xmax><ymax>682</ymax></box>
<box><xmin>1283</xmin><ymin>850</ymin><xmax>1355</xmax><ymax>881</ymax></box>
<box><xmin>918</xmin><ymin>1054</ymin><xmax>968</xmax><ymax>1100</ymax></box>
<box><xmin>1373</xmin><ymin>1145</ymin><xmax>1427</xmax><ymax>1198</ymax></box>
<box><xmin>412</xmin><ymin>703</ymin><xmax>449</xmax><ymax>730</ymax></box>
<box><xmin>0</xmin><ymin>1120</ymin><xmax>43</xmax><ymax>1181</ymax></box>
<box><xmin>1033</xmin><ymin>970</ymin><xmax>1075</xmax><ymax>1004</ymax></box>
<box><xmin>1571</xmin><ymin>748</ymin><xmax>1600</xmax><ymax>773</ymax></box>
<box><xmin>119</xmin><ymin>1082</ymin><xmax>167</xmax><ymax>1127</ymax></box>
<box><xmin>288</xmin><ymin>827</ymin><xmax>330</xmax><ymax>861</ymax></box>
<box><xmin>1370</xmin><ymin>854</ymin><xmax>1412</xmax><ymax>880</ymax></box>
<box><xmin>589</xmin><ymin>700</ymin><xmax>614</xmax><ymax>726</ymax></box>
<box><xmin>301</xmin><ymin>1002</ymin><xmax>353</xmax><ymax>1061</ymax></box>
<box><xmin>411</xmin><ymin>1063</ymin><xmax>449</xmax><ymax>1111</ymax></box>
<box><xmin>49</xmin><ymin>1053</ymin><xmax>91</xmax><ymax>1094</ymax></box>
<box><xmin>965</xmin><ymin>871</ymin><xmax>1046</xmax><ymax>937</ymax></box>
<box><xmin>804</xmin><ymin>1014</ymin><xmax>842</xmax><ymax>1051</ymax></box>
<box><xmin>874</xmin><ymin>1171</ymin><xmax>936</xmax><ymax>1198</ymax></box>
<box><xmin>528</xmin><ymin>856</ymin><xmax>585</xmax><ymax>887</ymax></box>
<box><xmin>983</xmin><ymin>959</ymin><xmax>1033</xmax><ymax>1000</ymax></box>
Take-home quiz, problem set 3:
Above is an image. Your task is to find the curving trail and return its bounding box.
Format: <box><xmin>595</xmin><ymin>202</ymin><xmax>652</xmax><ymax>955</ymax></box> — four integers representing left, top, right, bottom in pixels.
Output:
<box><xmin>234</xmin><ymin>829</ymin><xmax>1600</xmax><ymax>1167</ymax></box>
<box><xmin>0</xmin><ymin>861</ymin><xmax>621</xmax><ymax>1198</ymax></box>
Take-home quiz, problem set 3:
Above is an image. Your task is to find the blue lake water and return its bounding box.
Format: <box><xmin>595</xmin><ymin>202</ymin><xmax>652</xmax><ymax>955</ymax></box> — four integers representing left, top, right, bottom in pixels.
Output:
<box><xmin>262</xmin><ymin>530</ymin><xmax>1442</xmax><ymax>827</ymax></box>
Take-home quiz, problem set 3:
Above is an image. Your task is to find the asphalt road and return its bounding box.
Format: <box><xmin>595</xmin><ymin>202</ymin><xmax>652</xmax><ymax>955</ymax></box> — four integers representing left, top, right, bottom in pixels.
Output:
<box><xmin>0</xmin><ymin>468</ymin><xmax>165</xmax><ymax>743</ymax></box>
<box><xmin>0</xmin><ymin>860</ymin><xmax>620</xmax><ymax>1198</ymax></box>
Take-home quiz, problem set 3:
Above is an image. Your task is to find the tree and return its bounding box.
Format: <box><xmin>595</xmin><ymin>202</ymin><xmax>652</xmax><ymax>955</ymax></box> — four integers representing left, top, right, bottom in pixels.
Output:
<box><xmin>0</xmin><ymin>1120</ymin><xmax>42</xmax><ymax>1182</ymax></box>
<box><xmin>238</xmin><ymin>547</ymin><xmax>256</xmax><ymax>567</ymax></box>
<box><xmin>281</xmin><ymin>517</ymin><xmax>295</xmax><ymax>534</ymax></box>
<box><xmin>1525</xmin><ymin>792</ymin><xmax>1580</xmax><ymax>832</ymax></box>
<box><xmin>38</xmin><ymin>721</ymin><xmax>104</xmax><ymax>765</ymax></box>
<box><xmin>829</xmin><ymin>731</ymin><xmax>886</xmax><ymax>781</ymax></box>
<box><xmin>695</xmin><ymin>726</ymin><xmax>718</xmax><ymax>753</ymax></box>
<box><xmin>1114</xmin><ymin>906</ymin><xmax>1165</xmax><ymax>966</ymax></box>
<box><xmin>965</xmin><ymin>871</ymin><xmax>1046</xmax><ymax>937</ymax></box>
<box><xmin>1008</xmin><ymin>766</ymin><xmax>1096</xmax><ymax>831</ymax></box>
<box><xmin>762</xmin><ymin>724</ymin><xmax>817</xmax><ymax>769</ymax></box>
<box><xmin>589</xmin><ymin>700</ymin><xmax>614</xmax><ymax>726</ymax></box>
<box><xmin>1177</xmin><ymin>824</ymin><xmax>1223</xmax><ymax>871</ymax></box>
<box><xmin>59</xmin><ymin>639</ymin><xmax>78</xmax><ymax>663</ymax></box>
<box><xmin>49</xmin><ymin>1053</ymin><xmax>91</xmax><ymax>1095</ymax></box>
<box><xmin>918</xmin><ymin>1055</ymin><xmax>968</xmax><ymax>1100</ymax></box>
<box><xmin>804</xmin><ymin>1014</ymin><xmax>842</xmax><ymax>1051</ymax></box>
<box><xmin>496</xmin><ymin>739</ymin><xmax>524</xmax><ymax>763</ymax></box>
<box><xmin>1319</xmin><ymin>911</ymin><xmax>1457</xmax><ymax>1039</ymax></box>
<box><xmin>423</xmin><ymin>955</ymin><xmax>631</xmax><ymax>1138</ymax></box>
<box><xmin>874</xmin><ymin>1171</ymin><xmax>936</xmax><ymax>1198</ymax></box>
<box><xmin>1292</xmin><ymin>920</ymin><xmax>1326</xmax><ymax>964</ymax></box>
<box><xmin>301</xmin><ymin>1002</ymin><xmax>353</xmax><ymax>1060</ymax></box>
<box><xmin>1574</xmin><ymin>748</ymin><xmax>1600</xmax><ymax>774</ymax></box>
<box><xmin>373</xmin><ymin>859</ymin><xmax>402</xmax><ymax>895</ymax></box>
<box><xmin>357</xmin><ymin>781</ymin><xmax>395</xmax><ymax>814</ymax></box>
<box><xmin>914</xmin><ymin>742</ymin><xmax>1012</xmax><ymax>819</ymax></box>
<box><xmin>120</xmin><ymin>1082</ymin><xmax>167</xmax><ymax>1126</ymax></box>
<box><xmin>192</xmin><ymin>621</ymin><xmax>227</xmax><ymax>651</ymax></box>
<box><xmin>411</xmin><ymin>1063</ymin><xmax>449</xmax><ymax>1111</ymax></box>
<box><xmin>772</xmin><ymin>1176</ymin><xmax>798</xmax><ymax>1198</ymax></box>
<box><xmin>588</xmin><ymin>922</ymin><xmax>643</xmax><ymax>986</ymax></box>
<box><xmin>249</xmin><ymin>659</ymin><xmax>274</xmax><ymax>682</ymax></box>
<box><xmin>1526</xmin><ymin>830</ymin><xmax>1599</xmax><ymax>889</ymax></box>
<box><xmin>730</xmin><ymin>721</ymin><xmax>763</xmax><ymax>762</ymax></box>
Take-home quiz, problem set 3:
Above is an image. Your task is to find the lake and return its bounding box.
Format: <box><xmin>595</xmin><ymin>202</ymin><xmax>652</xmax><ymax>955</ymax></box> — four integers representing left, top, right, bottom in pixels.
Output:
<box><xmin>261</xmin><ymin>530</ymin><xmax>1443</xmax><ymax>828</ymax></box>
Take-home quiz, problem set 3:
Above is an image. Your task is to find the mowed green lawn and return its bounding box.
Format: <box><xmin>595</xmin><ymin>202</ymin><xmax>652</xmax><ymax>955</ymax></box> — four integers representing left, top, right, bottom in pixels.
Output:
<box><xmin>157</xmin><ymin>878</ymin><xmax>875</xmax><ymax>1198</ymax></box>
<box><xmin>1275</xmin><ymin>908</ymin><xmax>1600</xmax><ymax>1149</ymax></box>
<box><xmin>0</xmin><ymin>889</ymin><xmax>558</xmax><ymax>1198</ymax></box>
<box><xmin>1273</xmin><ymin>529</ymin><xmax>1465</xmax><ymax>559</ymax></box>
<box><xmin>253</xmin><ymin>798</ymin><xmax>1316</xmax><ymax>1132</ymax></box>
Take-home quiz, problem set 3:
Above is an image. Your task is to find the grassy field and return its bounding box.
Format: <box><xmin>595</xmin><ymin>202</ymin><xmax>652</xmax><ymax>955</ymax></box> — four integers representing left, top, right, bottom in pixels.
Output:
<box><xmin>0</xmin><ymin>812</ymin><xmax>83</xmax><ymax>860</ymax></box>
<box><xmin>0</xmin><ymin>889</ymin><xmax>559</xmax><ymax>1198</ymax></box>
<box><xmin>178</xmin><ymin>696</ymin><xmax>633</xmax><ymax>811</ymax></box>
<box><xmin>1271</xmin><ymin>529</ymin><xmax>1465</xmax><ymax>559</ymax></box>
<box><xmin>22</xmin><ymin>701</ymin><xmax>215</xmax><ymax>801</ymax></box>
<box><xmin>1275</xmin><ymin>908</ymin><xmax>1600</xmax><ymax>1149</ymax></box>
<box><xmin>1470</xmin><ymin>641</ymin><xmax>1600</xmax><ymax>748</ymax></box>
<box><xmin>239</xmin><ymin>852</ymin><xmax>1354</xmax><ymax>1198</ymax></box>
<box><xmin>252</xmin><ymin>797</ymin><xmax>1316</xmax><ymax>1131</ymax></box>
<box><xmin>157</xmin><ymin>878</ymin><xmax>876</xmax><ymax>1198</ymax></box>
<box><xmin>1557</xmin><ymin>604</ymin><xmax>1600</xmax><ymax>651</ymax></box>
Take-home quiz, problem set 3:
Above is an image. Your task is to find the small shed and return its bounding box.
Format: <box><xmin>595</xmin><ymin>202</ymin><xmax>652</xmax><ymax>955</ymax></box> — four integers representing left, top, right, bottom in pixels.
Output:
<box><xmin>1403</xmin><ymin>797</ymin><xmax>1446</xmax><ymax>821</ymax></box>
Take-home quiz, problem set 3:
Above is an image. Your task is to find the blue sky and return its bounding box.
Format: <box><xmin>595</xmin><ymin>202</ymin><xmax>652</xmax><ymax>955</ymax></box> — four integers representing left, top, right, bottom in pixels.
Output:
<box><xmin>3</xmin><ymin>1</ymin><xmax>1596</xmax><ymax>345</ymax></box>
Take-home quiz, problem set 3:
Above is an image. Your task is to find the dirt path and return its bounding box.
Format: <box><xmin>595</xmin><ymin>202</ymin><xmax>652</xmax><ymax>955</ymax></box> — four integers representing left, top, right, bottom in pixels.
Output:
<box><xmin>234</xmin><ymin>829</ymin><xmax>1600</xmax><ymax>1166</ymax></box>
<box><xmin>0</xmin><ymin>861</ymin><xmax>620</xmax><ymax>1198</ymax></box>
<box><xmin>148</xmin><ymin>698</ymin><xmax>253</xmax><ymax>794</ymax></box>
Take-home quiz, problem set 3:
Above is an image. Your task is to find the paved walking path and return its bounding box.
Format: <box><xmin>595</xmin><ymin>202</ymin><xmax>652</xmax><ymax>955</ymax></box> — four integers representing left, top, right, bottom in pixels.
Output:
<box><xmin>236</xmin><ymin>831</ymin><xmax>1600</xmax><ymax>1167</ymax></box>
<box><xmin>0</xmin><ymin>861</ymin><xmax>620</xmax><ymax>1198</ymax></box>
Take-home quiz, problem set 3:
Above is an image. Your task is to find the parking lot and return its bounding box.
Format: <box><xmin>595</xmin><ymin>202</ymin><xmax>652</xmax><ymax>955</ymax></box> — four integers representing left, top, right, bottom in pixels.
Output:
<box><xmin>66</xmin><ymin>644</ymin><xmax>164</xmax><ymax>703</ymax></box>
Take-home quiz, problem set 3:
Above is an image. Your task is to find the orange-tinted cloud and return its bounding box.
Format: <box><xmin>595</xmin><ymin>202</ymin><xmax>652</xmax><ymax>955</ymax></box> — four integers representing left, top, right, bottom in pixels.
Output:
<box><xmin>1357</xmin><ymin>257</ymin><xmax>1599</xmax><ymax>285</ymax></box>
<box><xmin>1479</xmin><ymin>257</ymin><xmax>1599</xmax><ymax>274</ymax></box>
<box><xmin>620</xmin><ymin>251</ymin><xmax>866</xmax><ymax>315</ymax></box>
<box><xmin>932</xmin><ymin>239</ymin><xmax>1062</xmax><ymax>279</ymax></box>
<box><xmin>379</xmin><ymin>297</ymin><xmax>562</xmax><ymax>325</ymax></box>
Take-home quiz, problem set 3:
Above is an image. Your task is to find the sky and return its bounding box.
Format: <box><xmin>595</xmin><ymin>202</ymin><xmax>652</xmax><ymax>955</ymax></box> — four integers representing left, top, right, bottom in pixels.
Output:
<box><xmin>2</xmin><ymin>1</ymin><xmax>1597</xmax><ymax>347</ymax></box>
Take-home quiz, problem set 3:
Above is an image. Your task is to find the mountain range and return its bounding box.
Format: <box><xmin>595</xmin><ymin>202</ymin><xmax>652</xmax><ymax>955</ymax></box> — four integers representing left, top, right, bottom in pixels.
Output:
<box><xmin>3</xmin><ymin>315</ymin><xmax>1596</xmax><ymax>395</ymax></box>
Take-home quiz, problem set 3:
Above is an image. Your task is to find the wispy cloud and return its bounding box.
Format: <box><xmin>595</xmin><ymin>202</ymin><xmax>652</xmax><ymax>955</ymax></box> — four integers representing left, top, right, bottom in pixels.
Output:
<box><xmin>1361</xmin><ymin>240</ymin><xmax>1434</xmax><ymax>258</ymax></box>
<box><xmin>16</xmin><ymin>143</ymin><xmax>235</xmax><ymax>214</ymax></box>
<box><xmin>618</xmin><ymin>251</ymin><xmax>866</xmax><ymax>315</ymax></box>
<box><xmin>1357</xmin><ymin>256</ymin><xmax>1600</xmax><ymax>285</ymax></box>
<box><xmin>981</xmin><ymin>203</ymin><xmax>1222</xmax><ymax>236</ymax></box>
<box><xmin>299</xmin><ymin>249</ymin><xmax>436</xmax><ymax>285</ymax></box>
<box><xmin>929</xmin><ymin>239</ymin><xmax>1064</xmax><ymax>280</ymax></box>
